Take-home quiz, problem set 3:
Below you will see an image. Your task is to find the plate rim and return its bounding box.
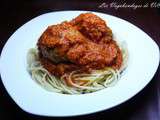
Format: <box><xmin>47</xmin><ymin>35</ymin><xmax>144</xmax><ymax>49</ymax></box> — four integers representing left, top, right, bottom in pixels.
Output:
<box><xmin>0</xmin><ymin>10</ymin><xmax>160</xmax><ymax>117</ymax></box>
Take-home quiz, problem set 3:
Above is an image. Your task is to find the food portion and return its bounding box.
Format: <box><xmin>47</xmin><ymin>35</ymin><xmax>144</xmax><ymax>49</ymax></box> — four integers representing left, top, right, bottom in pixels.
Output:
<box><xmin>70</xmin><ymin>13</ymin><xmax>112</xmax><ymax>42</ymax></box>
<box><xmin>27</xmin><ymin>13</ymin><xmax>128</xmax><ymax>94</ymax></box>
<box><xmin>38</xmin><ymin>22</ymin><xmax>85</xmax><ymax>64</ymax></box>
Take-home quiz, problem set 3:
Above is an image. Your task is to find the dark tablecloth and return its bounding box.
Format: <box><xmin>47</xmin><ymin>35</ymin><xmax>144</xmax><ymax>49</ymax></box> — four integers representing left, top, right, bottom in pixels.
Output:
<box><xmin>0</xmin><ymin>0</ymin><xmax>160</xmax><ymax>120</ymax></box>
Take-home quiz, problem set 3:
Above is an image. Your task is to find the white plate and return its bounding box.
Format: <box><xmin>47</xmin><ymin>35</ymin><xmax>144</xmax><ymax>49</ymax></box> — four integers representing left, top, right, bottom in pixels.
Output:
<box><xmin>0</xmin><ymin>11</ymin><xmax>159</xmax><ymax>117</ymax></box>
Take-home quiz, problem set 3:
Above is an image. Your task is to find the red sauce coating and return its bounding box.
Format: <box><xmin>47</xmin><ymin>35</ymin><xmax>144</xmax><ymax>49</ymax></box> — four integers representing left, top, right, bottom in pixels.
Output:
<box><xmin>37</xmin><ymin>13</ymin><xmax>123</xmax><ymax>79</ymax></box>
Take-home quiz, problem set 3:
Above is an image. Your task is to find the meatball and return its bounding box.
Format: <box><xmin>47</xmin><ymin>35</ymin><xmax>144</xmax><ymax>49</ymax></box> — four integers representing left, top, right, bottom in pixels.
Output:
<box><xmin>67</xmin><ymin>41</ymin><xmax>118</xmax><ymax>70</ymax></box>
<box><xmin>70</xmin><ymin>13</ymin><xmax>113</xmax><ymax>42</ymax></box>
<box><xmin>37</xmin><ymin>22</ymin><xmax>86</xmax><ymax>63</ymax></box>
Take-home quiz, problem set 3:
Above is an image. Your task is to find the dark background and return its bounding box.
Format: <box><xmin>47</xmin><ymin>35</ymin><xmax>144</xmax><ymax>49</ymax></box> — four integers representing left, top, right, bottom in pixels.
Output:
<box><xmin>0</xmin><ymin>0</ymin><xmax>160</xmax><ymax>120</ymax></box>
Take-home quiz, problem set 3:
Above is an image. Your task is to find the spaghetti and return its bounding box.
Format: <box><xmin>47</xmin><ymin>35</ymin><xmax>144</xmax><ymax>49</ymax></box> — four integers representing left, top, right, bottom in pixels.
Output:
<box><xmin>27</xmin><ymin>41</ymin><xmax>128</xmax><ymax>94</ymax></box>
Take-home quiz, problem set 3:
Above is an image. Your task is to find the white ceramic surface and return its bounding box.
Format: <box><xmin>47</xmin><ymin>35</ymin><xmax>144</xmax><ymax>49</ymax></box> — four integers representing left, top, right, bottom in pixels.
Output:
<box><xmin>0</xmin><ymin>11</ymin><xmax>159</xmax><ymax>117</ymax></box>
